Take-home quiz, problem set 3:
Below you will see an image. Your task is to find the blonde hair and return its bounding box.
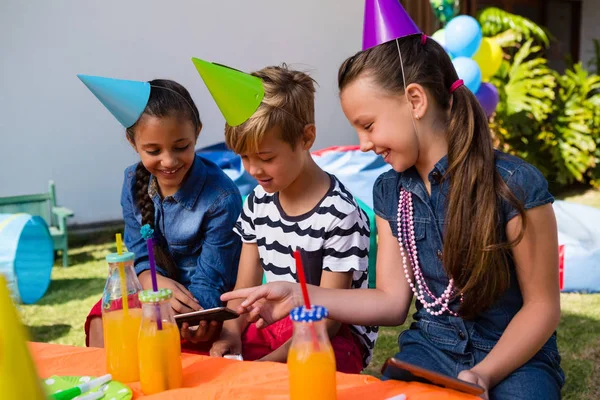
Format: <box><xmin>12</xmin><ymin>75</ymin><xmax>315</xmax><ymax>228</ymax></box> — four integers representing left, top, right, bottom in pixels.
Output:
<box><xmin>225</xmin><ymin>64</ymin><xmax>316</xmax><ymax>154</ymax></box>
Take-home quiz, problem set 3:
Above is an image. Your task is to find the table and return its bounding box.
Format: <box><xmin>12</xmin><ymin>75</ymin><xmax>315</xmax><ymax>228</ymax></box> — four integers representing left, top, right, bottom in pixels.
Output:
<box><xmin>30</xmin><ymin>343</ymin><xmax>477</xmax><ymax>399</ymax></box>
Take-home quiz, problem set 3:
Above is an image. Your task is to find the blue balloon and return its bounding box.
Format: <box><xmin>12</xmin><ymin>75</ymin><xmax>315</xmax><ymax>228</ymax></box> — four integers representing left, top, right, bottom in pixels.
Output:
<box><xmin>445</xmin><ymin>15</ymin><xmax>482</xmax><ymax>58</ymax></box>
<box><xmin>452</xmin><ymin>57</ymin><xmax>482</xmax><ymax>93</ymax></box>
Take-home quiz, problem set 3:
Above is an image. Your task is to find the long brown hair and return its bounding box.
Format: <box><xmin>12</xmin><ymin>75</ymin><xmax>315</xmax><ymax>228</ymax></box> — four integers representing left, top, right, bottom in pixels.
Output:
<box><xmin>338</xmin><ymin>36</ymin><xmax>526</xmax><ymax>318</ymax></box>
<box><xmin>126</xmin><ymin>79</ymin><xmax>202</xmax><ymax>279</ymax></box>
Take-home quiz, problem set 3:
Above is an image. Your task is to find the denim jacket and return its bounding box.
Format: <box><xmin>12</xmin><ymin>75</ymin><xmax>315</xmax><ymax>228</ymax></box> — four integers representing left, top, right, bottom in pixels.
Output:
<box><xmin>373</xmin><ymin>150</ymin><xmax>559</xmax><ymax>357</ymax></box>
<box><xmin>122</xmin><ymin>155</ymin><xmax>242</xmax><ymax>309</ymax></box>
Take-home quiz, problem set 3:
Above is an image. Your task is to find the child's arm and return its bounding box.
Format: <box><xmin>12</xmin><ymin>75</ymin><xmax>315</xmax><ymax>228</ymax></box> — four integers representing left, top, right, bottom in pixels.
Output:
<box><xmin>223</xmin><ymin>216</ymin><xmax>414</xmax><ymax>327</ymax></box>
<box><xmin>188</xmin><ymin>192</ymin><xmax>242</xmax><ymax>309</ymax></box>
<box><xmin>320</xmin><ymin>271</ymin><xmax>354</xmax><ymax>337</ymax></box>
<box><xmin>458</xmin><ymin>204</ymin><xmax>561</xmax><ymax>391</ymax></box>
<box><xmin>209</xmin><ymin>242</ymin><xmax>263</xmax><ymax>357</ymax></box>
<box><xmin>259</xmin><ymin>271</ymin><xmax>353</xmax><ymax>363</ymax></box>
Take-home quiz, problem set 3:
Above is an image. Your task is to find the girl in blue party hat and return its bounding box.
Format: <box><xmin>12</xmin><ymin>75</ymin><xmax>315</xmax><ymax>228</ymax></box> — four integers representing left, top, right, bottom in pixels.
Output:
<box><xmin>77</xmin><ymin>75</ymin><xmax>242</xmax><ymax>348</ymax></box>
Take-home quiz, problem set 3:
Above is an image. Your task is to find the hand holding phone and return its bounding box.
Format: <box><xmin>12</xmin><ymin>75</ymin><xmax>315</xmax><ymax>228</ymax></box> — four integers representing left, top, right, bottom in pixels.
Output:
<box><xmin>174</xmin><ymin>307</ymin><xmax>239</xmax><ymax>328</ymax></box>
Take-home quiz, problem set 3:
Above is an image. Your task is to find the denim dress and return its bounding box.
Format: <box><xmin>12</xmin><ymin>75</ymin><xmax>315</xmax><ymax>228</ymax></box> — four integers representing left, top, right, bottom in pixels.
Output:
<box><xmin>374</xmin><ymin>151</ymin><xmax>564</xmax><ymax>399</ymax></box>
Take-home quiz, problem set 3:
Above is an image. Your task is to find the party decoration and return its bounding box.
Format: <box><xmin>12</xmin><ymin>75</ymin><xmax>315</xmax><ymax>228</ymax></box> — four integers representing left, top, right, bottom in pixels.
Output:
<box><xmin>475</xmin><ymin>82</ymin><xmax>500</xmax><ymax>117</ymax></box>
<box><xmin>473</xmin><ymin>38</ymin><xmax>503</xmax><ymax>81</ymax></box>
<box><xmin>429</xmin><ymin>0</ymin><xmax>459</xmax><ymax>25</ymax></box>
<box><xmin>362</xmin><ymin>0</ymin><xmax>421</xmax><ymax>50</ymax></box>
<box><xmin>452</xmin><ymin>57</ymin><xmax>482</xmax><ymax>93</ymax></box>
<box><xmin>445</xmin><ymin>15</ymin><xmax>482</xmax><ymax>58</ymax></box>
<box><xmin>192</xmin><ymin>58</ymin><xmax>264</xmax><ymax>127</ymax></box>
<box><xmin>77</xmin><ymin>75</ymin><xmax>150</xmax><ymax>128</ymax></box>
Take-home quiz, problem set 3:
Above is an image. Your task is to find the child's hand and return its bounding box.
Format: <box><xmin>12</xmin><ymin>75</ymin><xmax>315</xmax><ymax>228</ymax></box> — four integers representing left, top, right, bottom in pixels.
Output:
<box><xmin>457</xmin><ymin>369</ymin><xmax>490</xmax><ymax>399</ymax></box>
<box><xmin>220</xmin><ymin>282</ymin><xmax>301</xmax><ymax>328</ymax></box>
<box><xmin>138</xmin><ymin>271</ymin><xmax>201</xmax><ymax>314</ymax></box>
<box><xmin>181</xmin><ymin>321</ymin><xmax>221</xmax><ymax>344</ymax></box>
<box><xmin>209</xmin><ymin>330</ymin><xmax>242</xmax><ymax>358</ymax></box>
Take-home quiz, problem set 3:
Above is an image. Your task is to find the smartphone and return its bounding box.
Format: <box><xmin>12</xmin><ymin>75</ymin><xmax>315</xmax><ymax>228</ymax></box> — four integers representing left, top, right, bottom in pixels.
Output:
<box><xmin>174</xmin><ymin>307</ymin><xmax>239</xmax><ymax>328</ymax></box>
<box><xmin>381</xmin><ymin>358</ymin><xmax>485</xmax><ymax>396</ymax></box>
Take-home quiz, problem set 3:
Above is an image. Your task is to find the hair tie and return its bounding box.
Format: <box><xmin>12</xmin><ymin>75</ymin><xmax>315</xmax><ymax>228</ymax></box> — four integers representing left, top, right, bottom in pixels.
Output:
<box><xmin>421</xmin><ymin>34</ymin><xmax>427</xmax><ymax>45</ymax></box>
<box><xmin>449</xmin><ymin>79</ymin><xmax>464</xmax><ymax>94</ymax></box>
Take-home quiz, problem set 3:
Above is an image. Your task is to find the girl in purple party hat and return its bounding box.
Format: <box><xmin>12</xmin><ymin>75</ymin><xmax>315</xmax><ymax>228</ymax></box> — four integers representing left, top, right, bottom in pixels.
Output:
<box><xmin>220</xmin><ymin>1</ymin><xmax>564</xmax><ymax>398</ymax></box>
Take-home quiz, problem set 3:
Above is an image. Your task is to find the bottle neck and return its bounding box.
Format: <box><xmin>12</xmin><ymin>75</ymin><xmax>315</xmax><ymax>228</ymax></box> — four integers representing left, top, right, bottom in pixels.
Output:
<box><xmin>291</xmin><ymin>319</ymin><xmax>329</xmax><ymax>344</ymax></box>
<box><xmin>141</xmin><ymin>299</ymin><xmax>175</xmax><ymax>324</ymax></box>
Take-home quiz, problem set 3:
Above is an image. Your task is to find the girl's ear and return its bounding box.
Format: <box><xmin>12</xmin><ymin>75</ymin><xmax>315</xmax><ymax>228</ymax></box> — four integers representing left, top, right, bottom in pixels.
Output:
<box><xmin>405</xmin><ymin>83</ymin><xmax>429</xmax><ymax>120</ymax></box>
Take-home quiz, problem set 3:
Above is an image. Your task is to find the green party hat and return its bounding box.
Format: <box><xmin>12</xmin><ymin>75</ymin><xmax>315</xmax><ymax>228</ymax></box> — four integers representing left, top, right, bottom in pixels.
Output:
<box><xmin>192</xmin><ymin>58</ymin><xmax>264</xmax><ymax>127</ymax></box>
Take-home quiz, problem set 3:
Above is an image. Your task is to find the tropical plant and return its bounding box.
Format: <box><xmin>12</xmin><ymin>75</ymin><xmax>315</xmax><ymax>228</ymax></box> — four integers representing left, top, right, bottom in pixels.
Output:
<box><xmin>479</xmin><ymin>9</ymin><xmax>600</xmax><ymax>187</ymax></box>
<box><xmin>489</xmin><ymin>40</ymin><xmax>556</xmax><ymax>176</ymax></box>
<box><xmin>541</xmin><ymin>65</ymin><xmax>600</xmax><ymax>184</ymax></box>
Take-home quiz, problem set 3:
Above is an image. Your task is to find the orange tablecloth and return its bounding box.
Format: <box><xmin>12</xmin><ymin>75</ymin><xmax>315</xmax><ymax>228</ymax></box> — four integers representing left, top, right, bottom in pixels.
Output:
<box><xmin>30</xmin><ymin>343</ymin><xmax>477</xmax><ymax>399</ymax></box>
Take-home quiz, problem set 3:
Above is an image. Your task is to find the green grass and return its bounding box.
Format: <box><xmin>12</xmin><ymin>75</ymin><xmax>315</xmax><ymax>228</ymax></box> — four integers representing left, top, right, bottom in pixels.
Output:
<box><xmin>18</xmin><ymin>188</ymin><xmax>600</xmax><ymax>399</ymax></box>
<box><xmin>19</xmin><ymin>242</ymin><xmax>113</xmax><ymax>346</ymax></box>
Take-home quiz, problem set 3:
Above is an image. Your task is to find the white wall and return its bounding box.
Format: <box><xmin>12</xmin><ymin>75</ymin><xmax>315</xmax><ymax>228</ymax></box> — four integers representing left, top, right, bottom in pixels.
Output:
<box><xmin>0</xmin><ymin>0</ymin><xmax>364</xmax><ymax>223</ymax></box>
<box><xmin>580</xmin><ymin>0</ymin><xmax>600</xmax><ymax>68</ymax></box>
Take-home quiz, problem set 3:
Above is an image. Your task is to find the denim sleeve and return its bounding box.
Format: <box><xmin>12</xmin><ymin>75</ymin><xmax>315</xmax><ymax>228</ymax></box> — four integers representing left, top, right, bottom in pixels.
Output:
<box><xmin>120</xmin><ymin>170</ymin><xmax>167</xmax><ymax>278</ymax></box>
<box><xmin>373</xmin><ymin>172</ymin><xmax>398</xmax><ymax>221</ymax></box>
<box><xmin>503</xmin><ymin>162</ymin><xmax>554</xmax><ymax>222</ymax></box>
<box><xmin>188</xmin><ymin>192</ymin><xmax>242</xmax><ymax>309</ymax></box>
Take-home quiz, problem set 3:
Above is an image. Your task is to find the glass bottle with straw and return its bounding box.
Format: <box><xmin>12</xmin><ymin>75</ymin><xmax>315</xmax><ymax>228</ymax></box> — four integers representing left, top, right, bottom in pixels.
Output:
<box><xmin>137</xmin><ymin>225</ymin><xmax>183</xmax><ymax>394</ymax></box>
<box><xmin>102</xmin><ymin>234</ymin><xmax>143</xmax><ymax>383</ymax></box>
<box><xmin>287</xmin><ymin>249</ymin><xmax>337</xmax><ymax>400</ymax></box>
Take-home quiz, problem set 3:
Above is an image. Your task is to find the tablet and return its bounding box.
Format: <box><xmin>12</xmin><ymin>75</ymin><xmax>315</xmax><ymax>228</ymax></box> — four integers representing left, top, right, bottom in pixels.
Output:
<box><xmin>381</xmin><ymin>358</ymin><xmax>485</xmax><ymax>396</ymax></box>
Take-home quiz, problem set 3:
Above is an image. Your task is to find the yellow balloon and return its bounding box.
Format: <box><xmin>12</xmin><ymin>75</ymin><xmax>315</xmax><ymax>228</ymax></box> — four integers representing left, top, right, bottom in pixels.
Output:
<box><xmin>473</xmin><ymin>38</ymin><xmax>503</xmax><ymax>81</ymax></box>
<box><xmin>0</xmin><ymin>275</ymin><xmax>46</xmax><ymax>399</ymax></box>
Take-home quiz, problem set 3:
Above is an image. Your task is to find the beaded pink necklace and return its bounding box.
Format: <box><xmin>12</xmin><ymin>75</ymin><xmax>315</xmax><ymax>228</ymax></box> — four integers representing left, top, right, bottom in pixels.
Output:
<box><xmin>397</xmin><ymin>188</ymin><xmax>463</xmax><ymax>316</ymax></box>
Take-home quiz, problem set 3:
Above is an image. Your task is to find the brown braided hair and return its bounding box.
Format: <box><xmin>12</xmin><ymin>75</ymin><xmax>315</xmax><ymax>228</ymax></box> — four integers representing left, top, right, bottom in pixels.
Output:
<box><xmin>126</xmin><ymin>79</ymin><xmax>201</xmax><ymax>279</ymax></box>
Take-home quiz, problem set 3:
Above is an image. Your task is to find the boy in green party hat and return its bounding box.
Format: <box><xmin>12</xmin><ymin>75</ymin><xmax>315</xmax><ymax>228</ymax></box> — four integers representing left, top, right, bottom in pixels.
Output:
<box><xmin>192</xmin><ymin>59</ymin><xmax>378</xmax><ymax>372</ymax></box>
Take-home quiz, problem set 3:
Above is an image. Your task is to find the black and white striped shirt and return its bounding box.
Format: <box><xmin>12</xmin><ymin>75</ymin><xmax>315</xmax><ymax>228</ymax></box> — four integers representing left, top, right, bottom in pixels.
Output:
<box><xmin>234</xmin><ymin>175</ymin><xmax>378</xmax><ymax>367</ymax></box>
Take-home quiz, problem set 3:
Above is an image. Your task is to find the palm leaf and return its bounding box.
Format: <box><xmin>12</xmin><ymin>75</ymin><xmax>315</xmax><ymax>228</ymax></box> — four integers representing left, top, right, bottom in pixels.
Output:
<box><xmin>503</xmin><ymin>40</ymin><xmax>555</xmax><ymax>121</ymax></box>
<box><xmin>478</xmin><ymin>7</ymin><xmax>549</xmax><ymax>47</ymax></box>
<box><xmin>490</xmin><ymin>29</ymin><xmax>522</xmax><ymax>48</ymax></box>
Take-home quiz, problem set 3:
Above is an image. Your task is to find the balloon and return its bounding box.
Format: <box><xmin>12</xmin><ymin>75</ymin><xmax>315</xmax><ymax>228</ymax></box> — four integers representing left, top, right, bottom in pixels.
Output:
<box><xmin>475</xmin><ymin>83</ymin><xmax>500</xmax><ymax>117</ymax></box>
<box><xmin>445</xmin><ymin>15</ymin><xmax>483</xmax><ymax>58</ymax></box>
<box><xmin>452</xmin><ymin>57</ymin><xmax>482</xmax><ymax>93</ymax></box>
<box><xmin>473</xmin><ymin>38</ymin><xmax>503</xmax><ymax>81</ymax></box>
<box><xmin>430</xmin><ymin>29</ymin><xmax>455</xmax><ymax>59</ymax></box>
<box><xmin>429</xmin><ymin>0</ymin><xmax>459</xmax><ymax>25</ymax></box>
<box><xmin>431</xmin><ymin>29</ymin><xmax>446</xmax><ymax>46</ymax></box>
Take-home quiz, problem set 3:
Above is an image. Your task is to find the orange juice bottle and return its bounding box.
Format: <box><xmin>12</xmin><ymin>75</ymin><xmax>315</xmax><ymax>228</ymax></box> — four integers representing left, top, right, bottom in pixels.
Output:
<box><xmin>138</xmin><ymin>289</ymin><xmax>183</xmax><ymax>395</ymax></box>
<box><xmin>102</xmin><ymin>252</ymin><xmax>143</xmax><ymax>383</ymax></box>
<box><xmin>287</xmin><ymin>305</ymin><xmax>337</xmax><ymax>400</ymax></box>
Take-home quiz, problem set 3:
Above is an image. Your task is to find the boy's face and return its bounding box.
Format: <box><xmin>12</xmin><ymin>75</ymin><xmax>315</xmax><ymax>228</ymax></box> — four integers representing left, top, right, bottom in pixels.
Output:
<box><xmin>240</xmin><ymin>126</ymin><xmax>305</xmax><ymax>193</ymax></box>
